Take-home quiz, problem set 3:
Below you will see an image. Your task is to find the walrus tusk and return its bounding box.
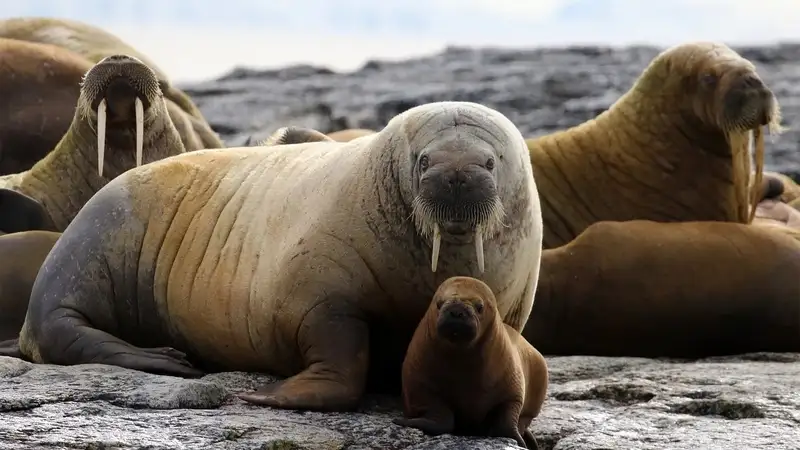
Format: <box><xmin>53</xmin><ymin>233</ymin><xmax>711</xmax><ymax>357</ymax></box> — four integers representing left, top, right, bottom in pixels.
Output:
<box><xmin>97</xmin><ymin>99</ymin><xmax>107</xmax><ymax>177</ymax></box>
<box><xmin>135</xmin><ymin>97</ymin><xmax>144</xmax><ymax>167</ymax></box>
<box><xmin>475</xmin><ymin>226</ymin><xmax>485</xmax><ymax>273</ymax></box>
<box><xmin>431</xmin><ymin>223</ymin><xmax>441</xmax><ymax>272</ymax></box>
<box><xmin>748</xmin><ymin>126</ymin><xmax>765</xmax><ymax>223</ymax></box>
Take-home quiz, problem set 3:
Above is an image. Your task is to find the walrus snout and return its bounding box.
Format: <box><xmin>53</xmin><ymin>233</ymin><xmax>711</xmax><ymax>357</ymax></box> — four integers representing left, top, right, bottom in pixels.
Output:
<box><xmin>84</xmin><ymin>55</ymin><xmax>161</xmax><ymax>111</ymax></box>
<box><xmin>435</xmin><ymin>301</ymin><xmax>479</xmax><ymax>344</ymax></box>
<box><xmin>80</xmin><ymin>54</ymin><xmax>163</xmax><ymax>177</ymax></box>
<box><xmin>722</xmin><ymin>73</ymin><xmax>776</xmax><ymax>129</ymax></box>
<box><xmin>412</xmin><ymin>147</ymin><xmax>504</xmax><ymax>274</ymax></box>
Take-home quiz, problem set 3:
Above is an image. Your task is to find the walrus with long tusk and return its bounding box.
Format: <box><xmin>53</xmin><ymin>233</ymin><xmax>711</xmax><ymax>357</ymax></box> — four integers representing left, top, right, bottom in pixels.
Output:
<box><xmin>527</xmin><ymin>41</ymin><xmax>782</xmax><ymax>249</ymax></box>
<box><xmin>7</xmin><ymin>101</ymin><xmax>543</xmax><ymax>413</ymax></box>
<box><xmin>0</xmin><ymin>17</ymin><xmax>223</xmax><ymax>162</ymax></box>
<box><xmin>0</xmin><ymin>54</ymin><xmax>187</xmax><ymax>231</ymax></box>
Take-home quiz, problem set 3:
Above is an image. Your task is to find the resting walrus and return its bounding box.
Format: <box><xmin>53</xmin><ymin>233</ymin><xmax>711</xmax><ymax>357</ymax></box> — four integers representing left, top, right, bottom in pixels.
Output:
<box><xmin>0</xmin><ymin>230</ymin><xmax>60</xmax><ymax>342</ymax></box>
<box><xmin>0</xmin><ymin>38</ymin><xmax>92</xmax><ymax>175</ymax></box>
<box><xmin>0</xmin><ymin>54</ymin><xmax>186</xmax><ymax>231</ymax></box>
<box><xmin>395</xmin><ymin>276</ymin><xmax>548</xmax><ymax>449</ymax></box>
<box><xmin>527</xmin><ymin>41</ymin><xmax>781</xmax><ymax>249</ymax></box>
<box><xmin>524</xmin><ymin>220</ymin><xmax>800</xmax><ymax>357</ymax></box>
<box><xmin>0</xmin><ymin>17</ymin><xmax>223</xmax><ymax>163</ymax></box>
<box><xmin>11</xmin><ymin>101</ymin><xmax>543</xmax><ymax>412</ymax></box>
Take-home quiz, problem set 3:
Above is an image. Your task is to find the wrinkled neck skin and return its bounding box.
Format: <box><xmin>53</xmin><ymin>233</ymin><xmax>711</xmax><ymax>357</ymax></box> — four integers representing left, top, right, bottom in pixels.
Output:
<box><xmin>531</xmin><ymin>87</ymin><xmax>741</xmax><ymax>249</ymax></box>
<box><xmin>7</xmin><ymin>103</ymin><xmax>184</xmax><ymax>231</ymax></box>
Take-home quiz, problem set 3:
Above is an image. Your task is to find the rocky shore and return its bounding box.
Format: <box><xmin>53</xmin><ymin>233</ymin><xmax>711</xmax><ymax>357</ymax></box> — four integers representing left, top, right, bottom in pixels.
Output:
<box><xmin>1</xmin><ymin>44</ymin><xmax>799</xmax><ymax>449</ymax></box>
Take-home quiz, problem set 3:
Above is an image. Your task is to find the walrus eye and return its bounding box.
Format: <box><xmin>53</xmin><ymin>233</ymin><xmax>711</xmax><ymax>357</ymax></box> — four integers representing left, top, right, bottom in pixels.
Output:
<box><xmin>419</xmin><ymin>155</ymin><xmax>430</xmax><ymax>172</ymax></box>
<box><xmin>474</xmin><ymin>303</ymin><xmax>484</xmax><ymax>314</ymax></box>
<box><xmin>436</xmin><ymin>299</ymin><xmax>444</xmax><ymax>309</ymax></box>
<box><xmin>486</xmin><ymin>157</ymin><xmax>495</xmax><ymax>171</ymax></box>
<box><xmin>701</xmin><ymin>73</ymin><xmax>718</xmax><ymax>87</ymax></box>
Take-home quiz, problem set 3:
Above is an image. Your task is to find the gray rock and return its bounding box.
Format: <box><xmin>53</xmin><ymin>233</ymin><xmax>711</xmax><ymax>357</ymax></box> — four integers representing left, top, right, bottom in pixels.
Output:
<box><xmin>181</xmin><ymin>44</ymin><xmax>800</xmax><ymax>179</ymax></box>
<box><xmin>2</xmin><ymin>353</ymin><xmax>799</xmax><ymax>449</ymax></box>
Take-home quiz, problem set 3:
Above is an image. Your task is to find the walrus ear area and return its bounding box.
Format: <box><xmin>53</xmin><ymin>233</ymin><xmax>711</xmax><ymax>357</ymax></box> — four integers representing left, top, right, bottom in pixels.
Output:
<box><xmin>0</xmin><ymin>188</ymin><xmax>50</xmax><ymax>233</ymax></box>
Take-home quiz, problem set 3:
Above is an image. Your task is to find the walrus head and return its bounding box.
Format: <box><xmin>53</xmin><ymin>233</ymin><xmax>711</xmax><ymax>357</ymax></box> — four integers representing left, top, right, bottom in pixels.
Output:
<box><xmin>76</xmin><ymin>54</ymin><xmax>163</xmax><ymax>177</ymax></box>
<box><xmin>637</xmin><ymin>42</ymin><xmax>784</xmax><ymax>223</ymax></box>
<box><xmin>430</xmin><ymin>276</ymin><xmax>497</xmax><ymax>347</ymax></box>
<box><xmin>390</xmin><ymin>104</ymin><xmax>529</xmax><ymax>274</ymax></box>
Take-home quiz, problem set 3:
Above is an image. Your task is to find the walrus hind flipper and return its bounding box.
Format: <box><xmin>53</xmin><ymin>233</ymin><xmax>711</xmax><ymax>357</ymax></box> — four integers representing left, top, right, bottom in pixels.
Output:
<box><xmin>40</xmin><ymin>318</ymin><xmax>203</xmax><ymax>377</ymax></box>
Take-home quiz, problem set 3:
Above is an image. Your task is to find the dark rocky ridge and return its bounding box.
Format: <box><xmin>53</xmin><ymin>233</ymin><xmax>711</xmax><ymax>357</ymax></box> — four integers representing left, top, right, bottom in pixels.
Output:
<box><xmin>181</xmin><ymin>43</ymin><xmax>800</xmax><ymax>180</ymax></box>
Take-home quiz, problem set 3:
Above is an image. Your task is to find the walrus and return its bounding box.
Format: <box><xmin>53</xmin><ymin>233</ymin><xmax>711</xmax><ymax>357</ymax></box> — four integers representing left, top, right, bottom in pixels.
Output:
<box><xmin>10</xmin><ymin>101</ymin><xmax>543</xmax><ymax>413</ymax></box>
<box><xmin>0</xmin><ymin>18</ymin><xmax>202</xmax><ymax>120</ymax></box>
<box><xmin>0</xmin><ymin>38</ymin><xmax>90</xmax><ymax>175</ymax></box>
<box><xmin>527</xmin><ymin>41</ymin><xmax>782</xmax><ymax>249</ymax></box>
<box><xmin>327</xmin><ymin>128</ymin><xmax>377</xmax><ymax>142</ymax></box>
<box><xmin>394</xmin><ymin>276</ymin><xmax>547</xmax><ymax>449</ymax></box>
<box><xmin>524</xmin><ymin>219</ymin><xmax>800</xmax><ymax>357</ymax></box>
<box><xmin>0</xmin><ymin>188</ymin><xmax>55</xmax><ymax>233</ymax></box>
<box><xmin>0</xmin><ymin>230</ymin><xmax>60</xmax><ymax>342</ymax></box>
<box><xmin>0</xmin><ymin>54</ymin><xmax>186</xmax><ymax>231</ymax></box>
<box><xmin>0</xmin><ymin>17</ymin><xmax>223</xmax><ymax>151</ymax></box>
<box><xmin>762</xmin><ymin>171</ymin><xmax>800</xmax><ymax>205</ymax></box>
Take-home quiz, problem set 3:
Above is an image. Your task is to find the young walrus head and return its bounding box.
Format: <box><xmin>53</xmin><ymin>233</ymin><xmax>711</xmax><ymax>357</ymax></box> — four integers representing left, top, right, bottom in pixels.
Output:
<box><xmin>636</xmin><ymin>42</ymin><xmax>783</xmax><ymax>222</ymax></box>
<box><xmin>428</xmin><ymin>276</ymin><xmax>497</xmax><ymax>347</ymax></box>
<box><xmin>75</xmin><ymin>54</ymin><xmax>167</xmax><ymax>177</ymax></box>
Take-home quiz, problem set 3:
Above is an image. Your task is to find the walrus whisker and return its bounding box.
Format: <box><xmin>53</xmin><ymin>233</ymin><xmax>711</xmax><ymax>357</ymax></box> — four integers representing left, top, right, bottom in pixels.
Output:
<box><xmin>96</xmin><ymin>98</ymin><xmax>107</xmax><ymax>177</ymax></box>
<box><xmin>135</xmin><ymin>96</ymin><xmax>144</xmax><ymax>167</ymax></box>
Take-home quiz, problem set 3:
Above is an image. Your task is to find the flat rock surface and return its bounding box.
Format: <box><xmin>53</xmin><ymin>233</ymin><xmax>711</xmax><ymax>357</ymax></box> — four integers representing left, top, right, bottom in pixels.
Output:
<box><xmin>1</xmin><ymin>353</ymin><xmax>799</xmax><ymax>449</ymax></box>
<box><xmin>182</xmin><ymin>44</ymin><xmax>800</xmax><ymax>179</ymax></box>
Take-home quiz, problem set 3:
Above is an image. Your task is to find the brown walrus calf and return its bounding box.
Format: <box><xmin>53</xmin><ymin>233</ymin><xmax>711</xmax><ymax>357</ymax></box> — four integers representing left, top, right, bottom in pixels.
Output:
<box><xmin>527</xmin><ymin>41</ymin><xmax>782</xmax><ymax>249</ymax></box>
<box><xmin>395</xmin><ymin>276</ymin><xmax>548</xmax><ymax>449</ymax></box>
<box><xmin>524</xmin><ymin>220</ymin><xmax>800</xmax><ymax>358</ymax></box>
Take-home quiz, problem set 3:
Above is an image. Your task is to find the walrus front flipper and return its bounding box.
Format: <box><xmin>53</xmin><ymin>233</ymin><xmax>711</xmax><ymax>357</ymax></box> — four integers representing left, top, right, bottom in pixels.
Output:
<box><xmin>761</xmin><ymin>173</ymin><xmax>786</xmax><ymax>201</ymax></box>
<box><xmin>0</xmin><ymin>188</ymin><xmax>53</xmax><ymax>233</ymax></box>
<box><xmin>237</xmin><ymin>298</ymin><xmax>369</xmax><ymax>411</ymax></box>
<box><xmin>522</xmin><ymin>429</ymin><xmax>540</xmax><ymax>450</ymax></box>
<box><xmin>0</xmin><ymin>338</ymin><xmax>22</xmax><ymax>358</ymax></box>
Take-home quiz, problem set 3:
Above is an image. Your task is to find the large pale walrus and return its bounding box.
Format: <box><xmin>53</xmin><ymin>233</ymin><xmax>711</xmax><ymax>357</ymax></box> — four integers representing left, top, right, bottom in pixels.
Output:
<box><xmin>524</xmin><ymin>220</ymin><xmax>800</xmax><ymax>357</ymax></box>
<box><xmin>395</xmin><ymin>276</ymin><xmax>547</xmax><ymax>449</ymax></box>
<box><xmin>0</xmin><ymin>38</ymin><xmax>90</xmax><ymax>175</ymax></box>
<box><xmin>527</xmin><ymin>41</ymin><xmax>781</xmax><ymax>249</ymax></box>
<box><xmin>0</xmin><ymin>230</ymin><xmax>60</xmax><ymax>342</ymax></box>
<box><xmin>0</xmin><ymin>54</ymin><xmax>187</xmax><ymax>231</ymax></box>
<box><xmin>9</xmin><ymin>101</ymin><xmax>544</xmax><ymax>412</ymax></box>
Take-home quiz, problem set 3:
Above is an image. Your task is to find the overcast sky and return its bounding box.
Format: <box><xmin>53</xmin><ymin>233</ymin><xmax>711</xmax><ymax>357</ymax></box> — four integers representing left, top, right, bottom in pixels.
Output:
<box><xmin>2</xmin><ymin>0</ymin><xmax>800</xmax><ymax>82</ymax></box>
